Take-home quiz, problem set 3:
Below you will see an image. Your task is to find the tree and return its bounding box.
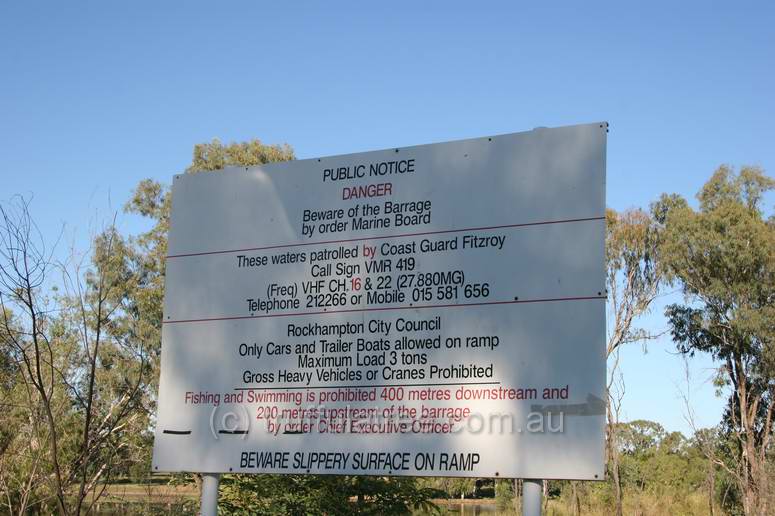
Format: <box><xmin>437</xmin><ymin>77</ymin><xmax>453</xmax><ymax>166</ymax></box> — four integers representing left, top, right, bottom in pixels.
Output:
<box><xmin>655</xmin><ymin>165</ymin><xmax>775</xmax><ymax>515</ymax></box>
<box><xmin>0</xmin><ymin>197</ymin><xmax>147</xmax><ymax>514</ymax></box>
<box><xmin>187</xmin><ymin>138</ymin><xmax>295</xmax><ymax>173</ymax></box>
<box><xmin>604</xmin><ymin>207</ymin><xmax>665</xmax><ymax>516</ymax></box>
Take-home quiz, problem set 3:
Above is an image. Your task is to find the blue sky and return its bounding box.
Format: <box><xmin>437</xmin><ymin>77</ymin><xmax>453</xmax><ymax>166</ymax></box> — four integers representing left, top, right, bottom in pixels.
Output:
<box><xmin>2</xmin><ymin>1</ymin><xmax>773</xmax><ymax>435</ymax></box>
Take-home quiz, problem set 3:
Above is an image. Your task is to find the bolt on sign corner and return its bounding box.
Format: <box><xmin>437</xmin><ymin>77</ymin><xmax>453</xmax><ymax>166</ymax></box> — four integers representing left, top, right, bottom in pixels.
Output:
<box><xmin>152</xmin><ymin>122</ymin><xmax>607</xmax><ymax>480</ymax></box>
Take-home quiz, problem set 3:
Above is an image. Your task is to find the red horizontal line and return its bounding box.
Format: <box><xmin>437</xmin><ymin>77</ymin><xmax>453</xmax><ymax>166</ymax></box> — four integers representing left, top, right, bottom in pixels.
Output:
<box><xmin>166</xmin><ymin>216</ymin><xmax>604</xmax><ymax>259</ymax></box>
<box><xmin>162</xmin><ymin>295</ymin><xmax>605</xmax><ymax>325</ymax></box>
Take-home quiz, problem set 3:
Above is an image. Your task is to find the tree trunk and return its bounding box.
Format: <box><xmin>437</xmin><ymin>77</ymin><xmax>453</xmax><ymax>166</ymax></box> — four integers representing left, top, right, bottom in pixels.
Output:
<box><xmin>612</xmin><ymin>452</ymin><xmax>623</xmax><ymax>516</ymax></box>
<box><xmin>734</xmin><ymin>356</ymin><xmax>764</xmax><ymax>516</ymax></box>
<box><xmin>707</xmin><ymin>461</ymin><xmax>715</xmax><ymax>516</ymax></box>
<box><xmin>606</xmin><ymin>401</ymin><xmax>623</xmax><ymax>516</ymax></box>
<box><xmin>571</xmin><ymin>481</ymin><xmax>581</xmax><ymax>516</ymax></box>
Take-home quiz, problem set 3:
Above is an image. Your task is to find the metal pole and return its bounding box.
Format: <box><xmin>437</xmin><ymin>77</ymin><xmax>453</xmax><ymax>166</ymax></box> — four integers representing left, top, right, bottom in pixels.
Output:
<box><xmin>522</xmin><ymin>478</ymin><xmax>542</xmax><ymax>516</ymax></box>
<box><xmin>200</xmin><ymin>473</ymin><xmax>220</xmax><ymax>516</ymax></box>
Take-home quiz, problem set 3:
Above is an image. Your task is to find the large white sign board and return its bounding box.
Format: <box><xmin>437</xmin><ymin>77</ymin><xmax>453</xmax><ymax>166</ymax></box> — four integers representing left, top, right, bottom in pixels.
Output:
<box><xmin>152</xmin><ymin>123</ymin><xmax>607</xmax><ymax>479</ymax></box>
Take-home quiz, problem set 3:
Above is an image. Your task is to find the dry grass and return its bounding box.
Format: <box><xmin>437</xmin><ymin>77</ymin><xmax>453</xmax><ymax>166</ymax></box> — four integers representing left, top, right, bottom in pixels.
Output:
<box><xmin>545</xmin><ymin>491</ymin><xmax>719</xmax><ymax>516</ymax></box>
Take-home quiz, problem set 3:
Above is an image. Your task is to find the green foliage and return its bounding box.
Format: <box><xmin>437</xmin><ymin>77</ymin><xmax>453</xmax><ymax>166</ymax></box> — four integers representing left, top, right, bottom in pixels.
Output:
<box><xmin>656</xmin><ymin>164</ymin><xmax>775</xmax><ymax>419</ymax></box>
<box><xmin>524</xmin><ymin>421</ymin><xmax>726</xmax><ymax>515</ymax></box>
<box><xmin>654</xmin><ymin>165</ymin><xmax>775</xmax><ymax>514</ymax></box>
<box><xmin>615</xmin><ymin>420</ymin><xmax>706</xmax><ymax>494</ymax></box>
<box><xmin>603</xmin><ymin>204</ymin><xmax>665</xmax><ymax>363</ymax></box>
<box><xmin>422</xmin><ymin>476</ymin><xmax>476</xmax><ymax>499</ymax></box>
<box><xmin>605</xmin><ymin>208</ymin><xmax>661</xmax><ymax>298</ymax></box>
<box><xmin>187</xmin><ymin>138</ymin><xmax>295</xmax><ymax>173</ymax></box>
<box><xmin>656</xmin><ymin>165</ymin><xmax>775</xmax><ymax>364</ymax></box>
<box><xmin>0</xmin><ymin>195</ymin><xmax>154</xmax><ymax>513</ymax></box>
<box><xmin>219</xmin><ymin>474</ymin><xmax>442</xmax><ymax>515</ymax></box>
<box><xmin>494</xmin><ymin>479</ymin><xmax>516</xmax><ymax>511</ymax></box>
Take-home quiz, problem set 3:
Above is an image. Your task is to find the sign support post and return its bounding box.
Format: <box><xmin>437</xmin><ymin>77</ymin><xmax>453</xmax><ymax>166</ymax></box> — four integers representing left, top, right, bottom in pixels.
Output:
<box><xmin>522</xmin><ymin>479</ymin><xmax>542</xmax><ymax>516</ymax></box>
<box><xmin>200</xmin><ymin>473</ymin><xmax>220</xmax><ymax>516</ymax></box>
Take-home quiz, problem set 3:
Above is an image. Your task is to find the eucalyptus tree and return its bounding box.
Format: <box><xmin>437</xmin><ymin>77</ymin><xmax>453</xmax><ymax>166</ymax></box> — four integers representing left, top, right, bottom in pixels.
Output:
<box><xmin>655</xmin><ymin>165</ymin><xmax>775</xmax><ymax>515</ymax></box>
<box><xmin>603</xmin><ymin>207</ymin><xmax>665</xmax><ymax>516</ymax></box>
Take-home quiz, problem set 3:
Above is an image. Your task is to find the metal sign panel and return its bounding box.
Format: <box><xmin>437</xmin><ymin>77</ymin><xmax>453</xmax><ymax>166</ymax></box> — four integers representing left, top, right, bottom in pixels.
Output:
<box><xmin>152</xmin><ymin>123</ymin><xmax>607</xmax><ymax>479</ymax></box>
